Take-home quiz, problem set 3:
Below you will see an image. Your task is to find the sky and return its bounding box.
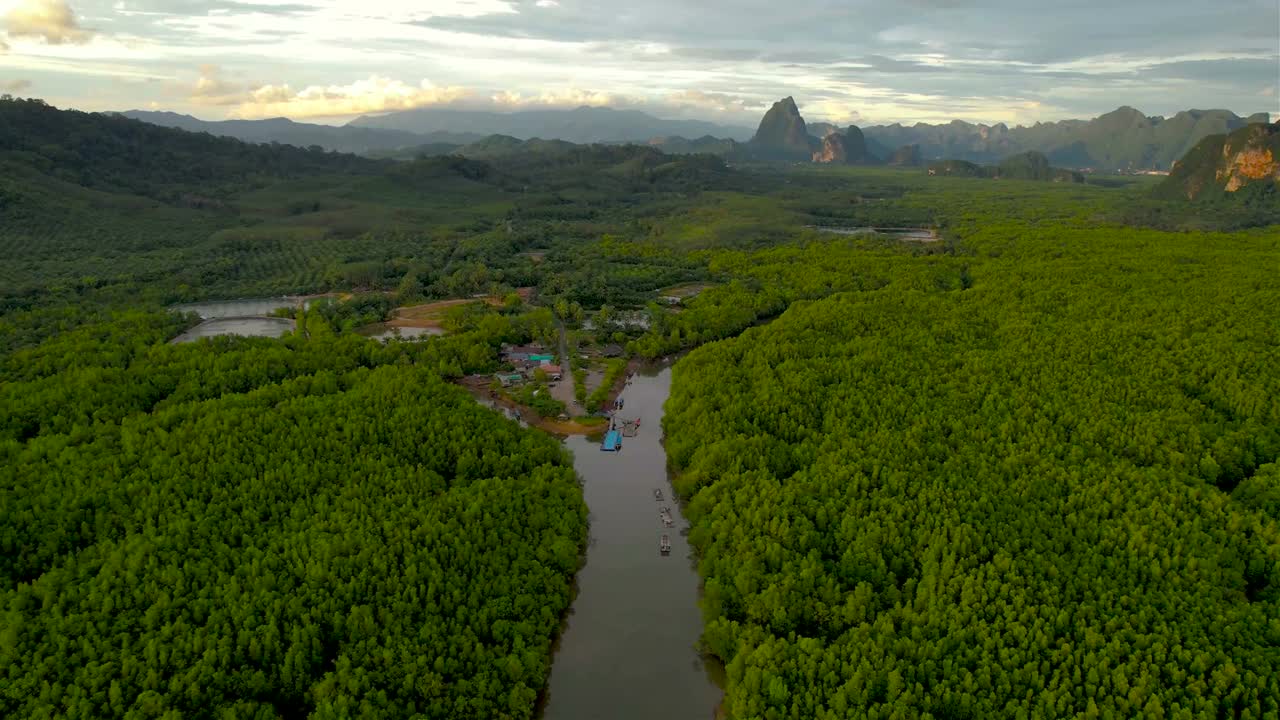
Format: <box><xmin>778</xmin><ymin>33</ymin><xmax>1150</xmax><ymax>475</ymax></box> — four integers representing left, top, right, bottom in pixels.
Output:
<box><xmin>0</xmin><ymin>0</ymin><xmax>1276</xmax><ymax>128</ymax></box>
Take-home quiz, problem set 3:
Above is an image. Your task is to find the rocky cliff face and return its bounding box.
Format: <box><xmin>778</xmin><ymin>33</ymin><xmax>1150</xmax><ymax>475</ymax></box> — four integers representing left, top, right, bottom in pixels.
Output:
<box><xmin>812</xmin><ymin>133</ymin><xmax>849</xmax><ymax>163</ymax></box>
<box><xmin>749</xmin><ymin>96</ymin><xmax>817</xmax><ymax>161</ymax></box>
<box><xmin>811</xmin><ymin>125</ymin><xmax>879</xmax><ymax>164</ymax></box>
<box><xmin>1218</xmin><ymin>124</ymin><xmax>1279</xmax><ymax>192</ymax></box>
<box><xmin>1162</xmin><ymin>122</ymin><xmax>1279</xmax><ymax>200</ymax></box>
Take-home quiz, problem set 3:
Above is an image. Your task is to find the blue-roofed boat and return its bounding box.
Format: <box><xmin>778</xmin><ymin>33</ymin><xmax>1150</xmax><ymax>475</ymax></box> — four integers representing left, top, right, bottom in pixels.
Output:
<box><xmin>601</xmin><ymin>430</ymin><xmax>622</xmax><ymax>451</ymax></box>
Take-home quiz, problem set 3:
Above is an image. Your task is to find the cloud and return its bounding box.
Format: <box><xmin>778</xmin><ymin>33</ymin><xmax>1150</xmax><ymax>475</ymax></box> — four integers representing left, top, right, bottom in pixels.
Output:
<box><xmin>229</xmin><ymin>76</ymin><xmax>469</xmax><ymax>119</ymax></box>
<box><xmin>667</xmin><ymin>89</ymin><xmax>756</xmax><ymax>114</ymax></box>
<box><xmin>188</xmin><ymin>64</ymin><xmax>243</xmax><ymax>105</ymax></box>
<box><xmin>3</xmin><ymin>0</ymin><xmax>92</xmax><ymax>45</ymax></box>
<box><xmin>0</xmin><ymin>38</ymin><xmax>7</xmax><ymax>53</ymax></box>
<box><xmin>851</xmin><ymin>54</ymin><xmax>939</xmax><ymax>74</ymax></box>
<box><xmin>1138</xmin><ymin>58</ymin><xmax>1280</xmax><ymax>88</ymax></box>
<box><xmin>0</xmin><ymin>78</ymin><xmax>31</xmax><ymax>91</ymax></box>
<box><xmin>6</xmin><ymin>0</ymin><xmax>1277</xmax><ymax>126</ymax></box>
<box><xmin>491</xmin><ymin>87</ymin><xmax>622</xmax><ymax>109</ymax></box>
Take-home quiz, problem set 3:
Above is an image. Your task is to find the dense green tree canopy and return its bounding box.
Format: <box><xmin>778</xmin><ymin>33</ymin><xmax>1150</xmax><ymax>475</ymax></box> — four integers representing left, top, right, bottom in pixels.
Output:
<box><xmin>665</xmin><ymin>226</ymin><xmax>1280</xmax><ymax>719</ymax></box>
<box><xmin>1</xmin><ymin>315</ymin><xmax>586</xmax><ymax>719</ymax></box>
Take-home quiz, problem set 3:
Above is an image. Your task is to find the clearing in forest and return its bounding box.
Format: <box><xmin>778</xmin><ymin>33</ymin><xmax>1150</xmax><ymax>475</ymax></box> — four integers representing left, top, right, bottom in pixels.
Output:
<box><xmin>386</xmin><ymin>297</ymin><xmax>502</xmax><ymax>331</ymax></box>
<box><xmin>657</xmin><ymin>282</ymin><xmax>716</xmax><ymax>299</ymax></box>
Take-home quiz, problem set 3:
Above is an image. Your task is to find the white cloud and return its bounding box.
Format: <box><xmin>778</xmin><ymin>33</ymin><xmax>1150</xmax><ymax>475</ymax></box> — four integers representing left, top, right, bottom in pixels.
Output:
<box><xmin>229</xmin><ymin>75</ymin><xmax>469</xmax><ymax>119</ymax></box>
<box><xmin>321</xmin><ymin>0</ymin><xmax>517</xmax><ymax>23</ymax></box>
<box><xmin>3</xmin><ymin>0</ymin><xmax>91</xmax><ymax>45</ymax></box>
<box><xmin>667</xmin><ymin>89</ymin><xmax>756</xmax><ymax>114</ymax></box>
<box><xmin>491</xmin><ymin>87</ymin><xmax>622</xmax><ymax>109</ymax></box>
<box><xmin>535</xmin><ymin>0</ymin><xmax>559</xmax><ymax>7</ymax></box>
<box><xmin>189</xmin><ymin>64</ymin><xmax>242</xmax><ymax>106</ymax></box>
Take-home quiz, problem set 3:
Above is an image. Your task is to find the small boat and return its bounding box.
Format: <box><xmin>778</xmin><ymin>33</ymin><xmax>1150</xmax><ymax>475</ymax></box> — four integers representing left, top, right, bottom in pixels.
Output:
<box><xmin>615</xmin><ymin>397</ymin><xmax>625</xmax><ymax>410</ymax></box>
<box><xmin>660</xmin><ymin>512</ymin><xmax>674</xmax><ymax>528</ymax></box>
<box><xmin>653</xmin><ymin>488</ymin><xmax>663</xmax><ymax>501</ymax></box>
<box><xmin>601</xmin><ymin>430</ymin><xmax>622</xmax><ymax>452</ymax></box>
<box><xmin>660</xmin><ymin>534</ymin><xmax>671</xmax><ymax>555</ymax></box>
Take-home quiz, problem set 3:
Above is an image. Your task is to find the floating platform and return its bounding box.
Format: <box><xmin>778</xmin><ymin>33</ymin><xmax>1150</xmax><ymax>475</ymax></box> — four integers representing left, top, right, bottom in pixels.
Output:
<box><xmin>601</xmin><ymin>430</ymin><xmax>622</xmax><ymax>451</ymax></box>
<box><xmin>660</xmin><ymin>534</ymin><xmax>671</xmax><ymax>555</ymax></box>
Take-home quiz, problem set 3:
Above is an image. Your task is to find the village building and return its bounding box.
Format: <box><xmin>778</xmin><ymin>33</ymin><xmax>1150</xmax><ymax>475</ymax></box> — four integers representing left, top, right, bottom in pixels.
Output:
<box><xmin>495</xmin><ymin>372</ymin><xmax>524</xmax><ymax>387</ymax></box>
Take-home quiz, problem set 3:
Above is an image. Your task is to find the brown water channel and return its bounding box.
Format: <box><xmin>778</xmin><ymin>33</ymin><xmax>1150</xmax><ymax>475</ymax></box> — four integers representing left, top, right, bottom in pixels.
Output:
<box><xmin>541</xmin><ymin>363</ymin><xmax>723</xmax><ymax>720</ymax></box>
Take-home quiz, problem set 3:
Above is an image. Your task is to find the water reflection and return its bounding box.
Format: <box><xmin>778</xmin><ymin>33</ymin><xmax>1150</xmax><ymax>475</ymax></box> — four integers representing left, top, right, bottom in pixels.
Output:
<box><xmin>169</xmin><ymin>298</ymin><xmax>300</xmax><ymax>319</ymax></box>
<box><xmin>170</xmin><ymin>317</ymin><xmax>296</xmax><ymax>344</ymax></box>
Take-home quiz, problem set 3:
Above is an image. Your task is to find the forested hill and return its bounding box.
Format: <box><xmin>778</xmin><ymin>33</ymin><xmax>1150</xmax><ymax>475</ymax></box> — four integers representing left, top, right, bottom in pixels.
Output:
<box><xmin>927</xmin><ymin>151</ymin><xmax>1084</xmax><ymax>182</ymax></box>
<box><xmin>0</xmin><ymin>97</ymin><xmax>383</xmax><ymax>202</ymax></box>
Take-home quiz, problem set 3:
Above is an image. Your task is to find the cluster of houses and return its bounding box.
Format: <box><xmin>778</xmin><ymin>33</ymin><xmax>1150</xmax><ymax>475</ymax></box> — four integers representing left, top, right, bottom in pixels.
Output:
<box><xmin>496</xmin><ymin>344</ymin><xmax>562</xmax><ymax>387</ymax></box>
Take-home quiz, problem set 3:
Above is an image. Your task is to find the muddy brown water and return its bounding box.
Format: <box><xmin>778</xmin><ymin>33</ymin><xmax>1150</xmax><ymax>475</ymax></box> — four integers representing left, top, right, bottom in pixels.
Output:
<box><xmin>540</xmin><ymin>364</ymin><xmax>724</xmax><ymax>720</ymax></box>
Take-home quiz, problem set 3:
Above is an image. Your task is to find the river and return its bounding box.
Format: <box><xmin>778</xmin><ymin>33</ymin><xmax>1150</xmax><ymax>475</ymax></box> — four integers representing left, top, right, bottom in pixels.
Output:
<box><xmin>541</xmin><ymin>363</ymin><xmax>723</xmax><ymax>720</ymax></box>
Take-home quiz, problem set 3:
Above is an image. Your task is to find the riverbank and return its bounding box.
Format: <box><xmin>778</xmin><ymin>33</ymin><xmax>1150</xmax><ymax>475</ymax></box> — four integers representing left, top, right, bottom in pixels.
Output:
<box><xmin>456</xmin><ymin>358</ymin><xmax>640</xmax><ymax>436</ymax></box>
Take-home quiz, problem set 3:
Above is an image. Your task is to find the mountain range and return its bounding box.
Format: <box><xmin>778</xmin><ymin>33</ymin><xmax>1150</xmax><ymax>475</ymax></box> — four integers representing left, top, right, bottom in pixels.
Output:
<box><xmin>348</xmin><ymin>106</ymin><xmax>754</xmax><ymax>144</ymax></box>
<box><xmin>742</xmin><ymin>98</ymin><xmax>1271</xmax><ymax>171</ymax></box>
<box><xmin>118</xmin><ymin>111</ymin><xmax>480</xmax><ymax>155</ymax></box>
<box><xmin>861</xmin><ymin>107</ymin><xmax>1272</xmax><ymax>170</ymax></box>
<box><xmin>116</xmin><ymin>100</ymin><xmax>1271</xmax><ymax>172</ymax></box>
<box><xmin>118</xmin><ymin>107</ymin><xmax>753</xmax><ymax>155</ymax></box>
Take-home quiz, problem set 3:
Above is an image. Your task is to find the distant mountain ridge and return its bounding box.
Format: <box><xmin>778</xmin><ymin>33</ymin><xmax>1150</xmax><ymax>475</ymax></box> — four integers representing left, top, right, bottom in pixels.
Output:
<box><xmin>348</xmin><ymin>105</ymin><xmax>754</xmax><ymax>144</ymax></box>
<box><xmin>116</xmin><ymin>102</ymin><xmax>1271</xmax><ymax>172</ymax></box>
<box><xmin>116</xmin><ymin>111</ymin><xmax>476</xmax><ymax>155</ymax></box>
<box><xmin>862</xmin><ymin>107</ymin><xmax>1272</xmax><ymax>170</ymax></box>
